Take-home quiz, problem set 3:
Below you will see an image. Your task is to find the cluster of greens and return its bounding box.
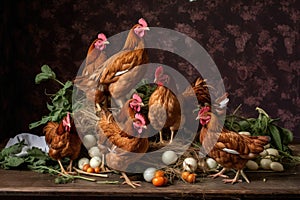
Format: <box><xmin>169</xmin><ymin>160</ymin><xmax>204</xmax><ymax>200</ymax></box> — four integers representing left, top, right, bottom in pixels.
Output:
<box><xmin>0</xmin><ymin>140</ymin><xmax>95</xmax><ymax>184</ymax></box>
<box><xmin>29</xmin><ymin>65</ymin><xmax>73</xmax><ymax>129</ymax></box>
<box><xmin>225</xmin><ymin>107</ymin><xmax>294</xmax><ymax>155</ymax></box>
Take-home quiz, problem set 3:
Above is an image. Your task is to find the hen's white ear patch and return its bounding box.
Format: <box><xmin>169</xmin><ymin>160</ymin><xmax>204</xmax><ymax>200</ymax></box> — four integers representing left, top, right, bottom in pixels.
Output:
<box><xmin>222</xmin><ymin>148</ymin><xmax>239</xmax><ymax>155</ymax></box>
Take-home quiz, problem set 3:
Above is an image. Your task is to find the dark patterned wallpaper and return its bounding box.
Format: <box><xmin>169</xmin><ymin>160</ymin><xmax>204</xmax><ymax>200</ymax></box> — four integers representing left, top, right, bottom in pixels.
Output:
<box><xmin>1</xmin><ymin>0</ymin><xmax>299</xmax><ymax>142</ymax></box>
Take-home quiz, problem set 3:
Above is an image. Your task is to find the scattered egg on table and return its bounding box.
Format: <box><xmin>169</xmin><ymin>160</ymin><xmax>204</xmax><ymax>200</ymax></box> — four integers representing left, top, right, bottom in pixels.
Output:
<box><xmin>260</xmin><ymin>158</ymin><xmax>272</xmax><ymax>170</ymax></box>
<box><xmin>206</xmin><ymin>158</ymin><xmax>218</xmax><ymax>169</ymax></box>
<box><xmin>238</xmin><ymin>131</ymin><xmax>251</xmax><ymax>136</ymax></box>
<box><xmin>143</xmin><ymin>167</ymin><xmax>157</xmax><ymax>182</ymax></box>
<box><xmin>270</xmin><ymin>162</ymin><xmax>284</xmax><ymax>172</ymax></box>
<box><xmin>83</xmin><ymin>134</ymin><xmax>97</xmax><ymax>149</ymax></box>
<box><xmin>183</xmin><ymin>157</ymin><xmax>198</xmax><ymax>172</ymax></box>
<box><xmin>78</xmin><ymin>157</ymin><xmax>90</xmax><ymax>170</ymax></box>
<box><xmin>89</xmin><ymin>156</ymin><xmax>102</xmax><ymax>168</ymax></box>
<box><xmin>88</xmin><ymin>146</ymin><xmax>103</xmax><ymax>158</ymax></box>
<box><xmin>259</xmin><ymin>149</ymin><xmax>268</xmax><ymax>157</ymax></box>
<box><xmin>246</xmin><ymin>160</ymin><xmax>259</xmax><ymax>171</ymax></box>
<box><xmin>162</xmin><ymin>150</ymin><xmax>178</xmax><ymax>165</ymax></box>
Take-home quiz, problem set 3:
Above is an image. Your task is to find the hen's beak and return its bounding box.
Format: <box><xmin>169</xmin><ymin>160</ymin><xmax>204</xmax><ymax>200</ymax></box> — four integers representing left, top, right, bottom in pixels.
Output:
<box><xmin>195</xmin><ymin>116</ymin><xmax>200</xmax><ymax>120</ymax></box>
<box><xmin>140</xmin><ymin>102</ymin><xmax>145</xmax><ymax>107</ymax></box>
<box><xmin>143</xmin><ymin>125</ymin><xmax>147</xmax><ymax>129</ymax></box>
<box><xmin>103</xmin><ymin>40</ymin><xmax>110</xmax><ymax>45</ymax></box>
<box><xmin>143</xmin><ymin>27</ymin><xmax>150</xmax><ymax>31</ymax></box>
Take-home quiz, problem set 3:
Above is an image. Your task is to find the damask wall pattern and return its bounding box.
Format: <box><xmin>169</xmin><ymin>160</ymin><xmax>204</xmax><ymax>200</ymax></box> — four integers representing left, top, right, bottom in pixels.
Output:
<box><xmin>1</xmin><ymin>0</ymin><xmax>299</xmax><ymax>142</ymax></box>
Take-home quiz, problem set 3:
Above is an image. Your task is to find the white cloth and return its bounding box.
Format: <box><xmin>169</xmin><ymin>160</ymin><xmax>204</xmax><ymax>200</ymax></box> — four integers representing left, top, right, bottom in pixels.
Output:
<box><xmin>5</xmin><ymin>133</ymin><xmax>49</xmax><ymax>157</ymax></box>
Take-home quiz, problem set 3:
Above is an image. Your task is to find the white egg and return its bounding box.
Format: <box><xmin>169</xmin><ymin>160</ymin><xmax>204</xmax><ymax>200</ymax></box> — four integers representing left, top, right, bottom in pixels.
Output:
<box><xmin>183</xmin><ymin>157</ymin><xmax>198</xmax><ymax>172</ymax></box>
<box><xmin>260</xmin><ymin>158</ymin><xmax>272</xmax><ymax>169</ymax></box>
<box><xmin>270</xmin><ymin>162</ymin><xmax>284</xmax><ymax>172</ymax></box>
<box><xmin>78</xmin><ymin>157</ymin><xmax>90</xmax><ymax>170</ymax></box>
<box><xmin>89</xmin><ymin>156</ymin><xmax>102</xmax><ymax>168</ymax></box>
<box><xmin>206</xmin><ymin>158</ymin><xmax>218</xmax><ymax>169</ymax></box>
<box><xmin>246</xmin><ymin>160</ymin><xmax>259</xmax><ymax>171</ymax></box>
<box><xmin>143</xmin><ymin>167</ymin><xmax>157</xmax><ymax>182</ymax></box>
<box><xmin>88</xmin><ymin>146</ymin><xmax>103</xmax><ymax>158</ymax></box>
<box><xmin>266</xmin><ymin>148</ymin><xmax>279</xmax><ymax>157</ymax></box>
<box><xmin>162</xmin><ymin>150</ymin><xmax>178</xmax><ymax>165</ymax></box>
<box><xmin>83</xmin><ymin>134</ymin><xmax>97</xmax><ymax>149</ymax></box>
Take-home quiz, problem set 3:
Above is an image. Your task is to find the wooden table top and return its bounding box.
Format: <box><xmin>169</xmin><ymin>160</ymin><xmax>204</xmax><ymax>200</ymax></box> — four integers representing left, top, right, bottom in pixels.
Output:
<box><xmin>0</xmin><ymin>145</ymin><xmax>299</xmax><ymax>200</ymax></box>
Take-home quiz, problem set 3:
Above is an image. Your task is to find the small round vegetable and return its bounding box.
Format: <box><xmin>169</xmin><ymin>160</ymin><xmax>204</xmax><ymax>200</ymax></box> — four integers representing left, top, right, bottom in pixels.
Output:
<box><xmin>82</xmin><ymin>164</ymin><xmax>90</xmax><ymax>172</ymax></box>
<box><xmin>260</xmin><ymin>158</ymin><xmax>272</xmax><ymax>169</ymax></box>
<box><xmin>83</xmin><ymin>134</ymin><xmax>97</xmax><ymax>149</ymax></box>
<box><xmin>88</xmin><ymin>146</ymin><xmax>103</xmax><ymax>158</ymax></box>
<box><xmin>259</xmin><ymin>150</ymin><xmax>268</xmax><ymax>157</ymax></box>
<box><xmin>143</xmin><ymin>167</ymin><xmax>157</xmax><ymax>182</ymax></box>
<box><xmin>206</xmin><ymin>158</ymin><xmax>218</xmax><ymax>169</ymax></box>
<box><xmin>89</xmin><ymin>156</ymin><xmax>102</xmax><ymax>168</ymax></box>
<box><xmin>270</xmin><ymin>162</ymin><xmax>284</xmax><ymax>172</ymax></box>
<box><xmin>152</xmin><ymin>176</ymin><xmax>166</xmax><ymax>187</ymax></box>
<box><xmin>181</xmin><ymin>171</ymin><xmax>190</xmax><ymax>181</ymax></box>
<box><xmin>186</xmin><ymin>173</ymin><xmax>196</xmax><ymax>183</ymax></box>
<box><xmin>162</xmin><ymin>150</ymin><xmax>178</xmax><ymax>165</ymax></box>
<box><xmin>266</xmin><ymin>148</ymin><xmax>279</xmax><ymax>157</ymax></box>
<box><xmin>154</xmin><ymin>170</ymin><xmax>165</xmax><ymax>178</ymax></box>
<box><xmin>87</xmin><ymin>167</ymin><xmax>95</xmax><ymax>173</ymax></box>
<box><xmin>94</xmin><ymin>166</ymin><xmax>101</xmax><ymax>173</ymax></box>
<box><xmin>246</xmin><ymin>160</ymin><xmax>259</xmax><ymax>171</ymax></box>
<box><xmin>78</xmin><ymin>157</ymin><xmax>90</xmax><ymax>170</ymax></box>
<box><xmin>183</xmin><ymin>157</ymin><xmax>198</xmax><ymax>172</ymax></box>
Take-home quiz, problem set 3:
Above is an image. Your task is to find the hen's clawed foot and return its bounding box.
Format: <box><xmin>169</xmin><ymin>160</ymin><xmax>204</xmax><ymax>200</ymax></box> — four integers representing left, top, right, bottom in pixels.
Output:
<box><xmin>208</xmin><ymin>168</ymin><xmax>229</xmax><ymax>179</ymax></box>
<box><xmin>222</xmin><ymin>178</ymin><xmax>242</xmax><ymax>184</ymax></box>
<box><xmin>121</xmin><ymin>172</ymin><xmax>141</xmax><ymax>188</ymax></box>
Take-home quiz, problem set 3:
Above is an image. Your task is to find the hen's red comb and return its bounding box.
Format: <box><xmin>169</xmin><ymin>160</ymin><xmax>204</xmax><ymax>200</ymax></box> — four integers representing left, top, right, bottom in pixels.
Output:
<box><xmin>138</xmin><ymin>18</ymin><xmax>148</xmax><ymax>27</ymax></box>
<box><xmin>132</xmin><ymin>93</ymin><xmax>142</xmax><ymax>103</ymax></box>
<box><xmin>98</xmin><ymin>33</ymin><xmax>107</xmax><ymax>41</ymax></box>
<box><xmin>135</xmin><ymin>113</ymin><xmax>146</xmax><ymax>125</ymax></box>
<box><xmin>155</xmin><ymin>66</ymin><xmax>164</xmax><ymax>78</ymax></box>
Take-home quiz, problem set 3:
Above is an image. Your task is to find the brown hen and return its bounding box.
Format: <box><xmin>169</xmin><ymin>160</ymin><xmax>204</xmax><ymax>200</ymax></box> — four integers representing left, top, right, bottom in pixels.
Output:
<box><xmin>74</xmin><ymin>33</ymin><xmax>109</xmax><ymax>108</ymax></box>
<box><xmin>43</xmin><ymin>112</ymin><xmax>81</xmax><ymax>174</ymax></box>
<box><xmin>97</xmin><ymin>99</ymin><xmax>148</xmax><ymax>188</ymax></box>
<box><xmin>148</xmin><ymin>66</ymin><xmax>183</xmax><ymax>144</ymax></box>
<box><xmin>197</xmin><ymin>105</ymin><xmax>270</xmax><ymax>184</ymax></box>
<box><xmin>90</xmin><ymin>18</ymin><xmax>149</xmax><ymax>108</ymax></box>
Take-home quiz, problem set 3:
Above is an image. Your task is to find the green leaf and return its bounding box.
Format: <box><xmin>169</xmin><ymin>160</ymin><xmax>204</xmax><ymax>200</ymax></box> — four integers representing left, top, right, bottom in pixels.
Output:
<box><xmin>268</xmin><ymin>125</ymin><xmax>282</xmax><ymax>151</ymax></box>
<box><xmin>35</xmin><ymin>65</ymin><xmax>56</xmax><ymax>84</ymax></box>
<box><xmin>278</xmin><ymin>127</ymin><xmax>293</xmax><ymax>145</ymax></box>
<box><xmin>3</xmin><ymin>156</ymin><xmax>25</xmax><ymax>168</ymax></box>
<box><xmin>29</xmin><ymin>115</ymin><xmax>52</xmax><ymax>129</ymax></box>
<box><xmin>0</xmin><ymin>140</ymin><xmax>26</xmax><ymax>160</ymax></box>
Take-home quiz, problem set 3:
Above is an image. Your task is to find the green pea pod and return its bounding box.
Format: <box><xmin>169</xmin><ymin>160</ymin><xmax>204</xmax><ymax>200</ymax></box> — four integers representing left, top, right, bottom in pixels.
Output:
<box><xmin>268</xmin><ymin>125</ymin><xmax>282</xmax><ymax>151</ymax></box>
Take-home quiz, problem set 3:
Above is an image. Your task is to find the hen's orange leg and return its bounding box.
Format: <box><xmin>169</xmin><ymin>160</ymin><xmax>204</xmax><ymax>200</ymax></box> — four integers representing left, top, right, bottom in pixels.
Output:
<box><xmin>58</xmin><ymin>160</ymin><xmax>67</xmax><ymax>175</ymax></box>
<box><xmin>222</xmin><ymin>170</ymin><xmax>243</xmax><ymax>184</ymax></box>
<box><xmin>208</xmin><ymin>167</ymin><xmax>229</xmax><ymax>179</ymax></box>
<box><xmin>159</xmin><ymin>131</ymin><xmax>164</xmax><ymax>144</ymax></box>
<box><xmin>169</xmin><ymin>130</ymin><xmax>175</xmax><ymax>144</ymax></box>
<box><xmin>121</xmin><ymin>172</ymin><xmax>141</xmax><ymax>188</ymax></box>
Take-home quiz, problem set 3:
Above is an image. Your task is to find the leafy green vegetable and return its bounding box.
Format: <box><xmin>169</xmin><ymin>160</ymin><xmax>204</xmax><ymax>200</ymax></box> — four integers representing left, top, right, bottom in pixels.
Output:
<box><xmin>225</xmin><ymin>107</ymin><xmax>294</xmax><ymax>155</ymax></box>
<box><xmin>29</xmin><ymin>65</ymin><xmax>74</xmax><ymax>129</ymax></box>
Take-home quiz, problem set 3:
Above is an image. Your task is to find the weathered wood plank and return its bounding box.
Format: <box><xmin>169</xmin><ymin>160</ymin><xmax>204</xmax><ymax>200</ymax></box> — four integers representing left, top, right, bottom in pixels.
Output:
<box><xmin>0</xmin><ymin>144</ymin><xmax>299</xmax><ymax>199</ymax></box>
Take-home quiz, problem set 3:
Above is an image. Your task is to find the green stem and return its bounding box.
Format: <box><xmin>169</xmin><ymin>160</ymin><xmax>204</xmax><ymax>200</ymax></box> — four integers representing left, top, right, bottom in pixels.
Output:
<box><xmin>53</xmin><ymin>78</ymin><xmax>65</xmax><ymax>87</ymax></box>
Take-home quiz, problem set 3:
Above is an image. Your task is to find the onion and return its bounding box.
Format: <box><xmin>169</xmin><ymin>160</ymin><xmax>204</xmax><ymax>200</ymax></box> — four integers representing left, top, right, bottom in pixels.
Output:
<box><xmin>266</xmin><ymin>148</ymin><xmax>279</xmax><ymax>157</ymax></box>
<box><xmin>183</xmin><ymin>157</ymin><xmax>198</xmax><ymax>172</ymax></box>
